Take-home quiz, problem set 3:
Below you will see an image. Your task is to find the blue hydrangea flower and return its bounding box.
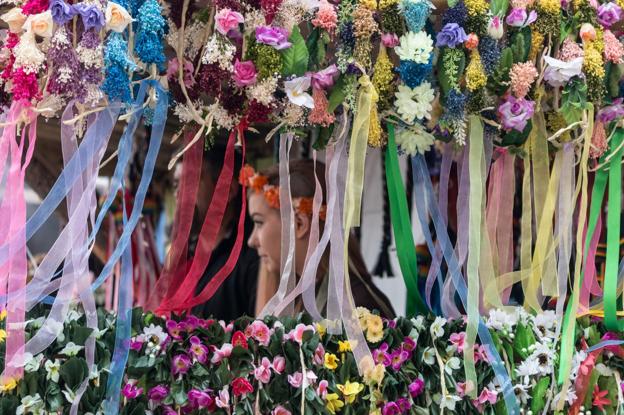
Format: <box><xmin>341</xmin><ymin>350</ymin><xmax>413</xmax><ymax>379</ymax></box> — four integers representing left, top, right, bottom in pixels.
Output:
<box><xmin>401</xmin><ymin>0</ymin><xmax>432</xmax><ymax>32</ymax></box>
<box><xmin>396</xmin><ymin>58</ymin><xmax>433</xmax><ymax>88</ymax></box>
<box><xmin>134</xmin><ymin>0</ymin><xmax>166</xmax><ymax>70</ymax></box>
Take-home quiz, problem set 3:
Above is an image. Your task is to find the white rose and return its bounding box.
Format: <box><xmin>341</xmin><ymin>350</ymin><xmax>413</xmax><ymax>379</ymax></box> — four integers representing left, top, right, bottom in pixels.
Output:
<box><xmin>1</xmin><ymin>7</ymin><xmax>26</xmax><ymax>34</ymax></box>
<box><xmin>105</xmin><ymin>2</ymin><xmax>133</xmax><ymax>33</ymax></box>
<box><xmin>24</xmin><ymin>10</ymin><xmax>53</xmax><ymax>38</ymax></box>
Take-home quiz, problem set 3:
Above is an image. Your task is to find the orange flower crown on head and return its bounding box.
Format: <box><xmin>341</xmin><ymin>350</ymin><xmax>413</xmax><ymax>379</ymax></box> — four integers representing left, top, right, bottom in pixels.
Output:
<box><xmin>239</xmin><ymin>164</ymin><xmax>327</xmax><ymax>220</ymax></box>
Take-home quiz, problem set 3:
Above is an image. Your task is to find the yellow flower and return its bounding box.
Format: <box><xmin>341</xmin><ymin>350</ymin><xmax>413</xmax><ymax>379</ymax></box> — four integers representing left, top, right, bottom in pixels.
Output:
<box><xmin>365</xmin><ymin>314</ymin><xmax>384</xmax><ymax>343</ymax></box>
<box><xmin>324</xmin><ymin>353</ymin><xmax>339</xmax><ymax>370</ymax></box>
<box><xmin>0</xmin><ymin>309</ymin><xmax>6</xmax><ymax>321</ymax></box>
<box><xmin>316</xmin><ymin>323</ymin><xmax>326</xmax><ymax>339</ymax></box>
<box><xmin>326</xmin><ymin>393</ymin><xmax>345</xmax><ymax>414</ymax></box>
<box><xmin>465</xmin><ymin>0</ymin><xmax>489</xmax><ymax>15</ymax></box>
<box><xmin>360</xmin><ymin>0</ymin><xmax>378</xmax><ymax>9</ymax></box>
<box><xmin>368</xmin><ymin>105</ymin><xmax>384</xmax><ymax>148</ymax></box>
<box><xmin>337</xmin><ymin>380</ymin><xmax>365</xmax><ymax>404</ymax></box>
<box><xmin>338</xmin><ymin>340</ymin><xmax>352</xmax><ymax>353</ymax></box>
<box><xmin>356</xmin><ymin>307</ymin><xmax>371</xmax><ymax>330</ymax></box>
<box><xmin>0</xmin><ymin>376</ymin><xmax>18</xmax><ymax>394</ymax></box>
<box><xmin>0</xmin><ymin>329</ymin><xmax>6</xmax><ymax>344</ymax></box>
<box><xmin>466</xmin><ymin>50</ymin><xmax>487</xmax><ymax>91</ymax></box>
<box><xmin>363</xmin><ymin>363</ymin><xmax>386</xmax><ymax>386</ymax></box>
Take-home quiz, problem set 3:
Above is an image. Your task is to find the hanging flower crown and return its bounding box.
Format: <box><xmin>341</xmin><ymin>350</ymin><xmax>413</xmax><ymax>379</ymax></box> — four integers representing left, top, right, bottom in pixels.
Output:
<box><xmin>239</xmin><ymin>164</ymin><xmax>327</xmax><ymax>221</ymax></box>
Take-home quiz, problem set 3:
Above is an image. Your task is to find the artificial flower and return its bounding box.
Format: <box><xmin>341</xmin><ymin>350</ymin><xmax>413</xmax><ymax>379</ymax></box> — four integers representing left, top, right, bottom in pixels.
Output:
<box><xmin>498</xmin><ymin>96</ymin><xmax>534</xmax><ymax>132</ymax></box>
<box><xmin>105</xmin><ymin>2</ymin><xmax>133</xmax><ymax>33</ymax></box>
<box><xmin>60</xmin><ymin>342</ymin><xmax>84</xmax><ymax>357</ymax></box>
<box><xmin>211</xmin><ymin>343</ymin><xmax>233</xmax><ymax>364</ymax></box>
<box><xmin>363</xmin><ymin>363</ymin><xmax>385</xmax><ymax>386</ymax></box>
<box><xmin>50</xmin><ymin>0</ymin><xmax>76</xmax><ymax>25</ymax></box>
<box><xmin>395</xmin><ymin>31</ymin><xmax>433</xmax><ymax>63</ymax></box>
<box><xmin>23</xmin><ymin>353</ymin><xmax>44</xmax><ymax>372</ymax></box>
<box><xmin>15</xmin><ymin>394</ymin><xmax>44</xmax><ymax>415</ymax></box>
<box><xmin>381</xmin><ymin>33</ymin><xmax>400</xmax><ymax>47</ymax></box>
<box><xmin>597</xmin><ymin>2</ymin><xmax>622</xmax><ymax>27</ymax></box>
<box><xmin>337</xmin><ymin>381</ymin><xmax>364</xmax><ymax>404</ymax></box>
<box><xmin>580</xmin><ymin>23</ymin><xmax>596</xmax><ymax>42</ymax></box>
<box><xmin>0</xmin><ymin>329</ymin><xmax>6</xmax><ymax>344</ymax></box>
<box><xmin>1</xmin><ymin>8</ymin><xmax>26</xmax><ymax>33</ymax></box>
<box><xmin>284</xmin><ymin>76</ymin><xmax>315</xmax><ymax>108</ymax></box>
<box><xmin>172</xmin><ymin>354</ymin><xmax>191</xmax><ymax>375</ymax></box>
<box><xmin>409</xmin><ymin>378</ymin><xmax>425</xmax><ymax>398</ymax></box>
<box><xmin>216</xmin><ymin>388</ymin><xmax>230</xmax><ymax>409</ymax></box>
<box><xmin>394</xmin><ymin>82</ymin><xmax>435</xmax><ymax>123</ymax></box>
<box><xmin>288</xmin><ymin>371</ymin><xmax>303</xmax><ymax>388</ymax></box>
<box><xmin>325</xmin><ymin>353</ymin><xmax>339</xmax><ymax>370</ymax></box>
<box><xmin>272</xmin><ymin>405</ymin><xmax>292</xmax><ymax>415</ymax></box>
<box><xmin>272</xmin><ymin>355</ymin><xmax>286</xmax><ymax>373</ymax></box>
<box><xmin>310</xmin><ymin>64</ymin><xmax>339</xmax><ymax>89</ymax></box>
<box><xmin>509</xmin><ymin>61</ymin><xmax>538</xmax><ymax>98</ymax></box>
<box><xmin>233</xmin><ymin>59</ymin><xmax>258</xmax><ymax>87</ymax></box>
<box><xmin>440</xmin><ymin>394</ymin><xmax>462</xmax><ymax>411</ymax></box>
<box><xmin>254</xmin><ymin>357</ymin><xmax>273</xmax><ymax>384</ymax></box>
<box><xmin>74</xmin><ymin>3</ymin><xmax>105</xmax><ymax>31</ymax></box>
<box><xmin>325</xmin><ymin>393</ymin><xmax>344</xmax><ymax>414</ymax></box>
<box><xmin>23</xmin><ymin>10</ymin><xmax>53</xmax><ymax>38</ymax></box>
<box><xmin>187</xmin><ymin>389</ymin><xmax>213</xmax><ymax>408</ymax></box>
<box><xmin>256</xmin><ymin>26</ymin><xmax>292</xmax><ymax>50</ymax></box>
<box><xmin>246</xmin><ymin>320</ymin><xmax>271</xmax><ymax>346</ymax></box>
<box><xmin>215</xmin><ymin>8</ymin><xmax>244</xmax><ymax>36</ymax></box>
<box><xmin>505</xmin><ymin>8</ymin><xmax>537</xmax><ymax>27</ymax></box>
<box><xmin>395</xmin><ymin>127</ymin><xmax>435</xmax><ymax>155</ymax></box>
<box><xmin>445</xmin><ymin>356</ymin><xmax>461</xmax><ymax>374</ymax></box>
<box><xmin>45</xmin><ymin>359</ymin><xmax>61</xmax><ymax>382</ymax></box>
<box><xmin>488</xmin><ymin>16</ymin><xmax>504</xmax><ymax>39</ymax></box>
<box><xmin>543</xmin><ymin>56</ymin><xmax>583</xmax><ymax>87</ymax></box>
<box><xmin>148</xmin><ymin>385</ymin><xmax>169</xmax><ymax>402</ymax></box>
<box><xmin>436</xmin><ymin>23</ymin><xmax>468</xmax><ymax>47</ymax></box>
<box><xmin>430</xmin><ymin>316</ymin><xmax>447</xmax><ymax>338</ymax></box>
<box><xmin>122</xmin><ymin>382</ymin><xmax>143</xmax><ymax>399</ymax></box>
<box><xmin>231</xmin><ymin>377</ymin><xmax>254</xmax><ymax>396</ymax></box>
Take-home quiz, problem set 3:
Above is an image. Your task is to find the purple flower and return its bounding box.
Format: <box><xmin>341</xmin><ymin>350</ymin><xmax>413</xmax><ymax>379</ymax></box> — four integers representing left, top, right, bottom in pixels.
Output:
<box><xmin>397</xmin><ymin>398</ymin><xmax>412</xmax><ymax>413</ymax></box>
<box><xmin>498</xmin><ymin>96</ymin><xmax>534</xmax><ymax>132</ymax></box>
<box><xmin>183</xmin><ymin>315</ymin><xmax>201</xmax><ymax>330</ymax></box>
<box><xmin>255</xmin><ymin>26</ymin><xmax>291</xmax><ymax>50</ymax></box>
<box><xmin>172</xmin><ymin>354</ymin><xmax>192</xmax><ymax>376</ymax></box>
<box><xmin>49</xmin><ymin>0</ymin><xmax>76</xmax><ymax>25</ymax></box>
<box><xmin>74</xmin><ymin>3</ymin><xmax>105</xmax><ymax>30</ymax></box>
<box><xmin>129</xmin><ymin>339</ymin><xmax>143</xmax><ymax>351</ymax></box>
<box><xmin>436</xmin><ymin>23</ymin><xmax>468</xmax><ymax>47</ymax></box>
<box><xmin>402</xmin><ymin>336</ymin><xmax>416</xmax><ymax>352</ymax></box>
<box><xmin>148</xmin><ymin>385</ymin><xmax>169</xmax><ymax>402</ymax></box>
<box><xmin>189</xmin><ymin>336</ymin><xmax>210</xmax><ymax>364</ymax></box>
<box><xmin>598</xmin><ymin>98</ymin><xmax>624</xmax><ymax>123</ymax></box>
<box><xmin>309</xmin><ymin>64</ymin><xmax>339</xmax><ymax>89</ymax></box>
<box><xmin>409</xmin><ymin>378</ymin><xmax>425</xmax><ymax>398</ymax></box>
<box><xmin>598</xmin><ymin>2</ymin><xmax>622</xmax><ymax>26</ymax></box>
<box><xmin>382</xmin><ymin>402</ymin><xmax>402</xmax><ymax>415</ymax></box>
<box><xmin>373</xmin><ymin>343</ymin><xmax>391</xmax><ymax>367</ymax></box>
<box><xmin>162</xmin><ymin>406</ymin><xmax>178</xmax><ymax>415</ymax></box>
<box><xmin>166</xmin><ymin>320</ymin><xmax>185</xmax><ymax>340</ymax></box>
<box><xmin>188</xmin><ymin>389</ymin><xmax>214</xmax><ymax>408</ymax></box>
<box><xmin>390</xmin><ymin>349</ymin><xmax>410</xmax><ymax>371</ymax></box>
<box><xmin>122</xmin><ymin>382</ymin><xmax>143</xmax><ymax>399</ymax></box>
<box><xmin>505</xmin><ymin>8</ymin><xmax>537</xmax><ymax>27</ymax></box>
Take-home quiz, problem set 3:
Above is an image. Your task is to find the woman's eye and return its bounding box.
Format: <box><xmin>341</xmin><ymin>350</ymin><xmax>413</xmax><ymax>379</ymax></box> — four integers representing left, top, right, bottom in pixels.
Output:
<box><xmin>253</xmin><ymin>220</ymin><xmax>263</xmax><ymax>227</ymax></box>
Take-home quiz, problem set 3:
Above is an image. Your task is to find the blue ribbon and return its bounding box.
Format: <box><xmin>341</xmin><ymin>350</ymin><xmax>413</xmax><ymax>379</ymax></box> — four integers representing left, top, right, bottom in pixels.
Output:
<box><xmin>411</xmin><ymin>154</ymin><xmax>520</xmax><ymax>415</ymax></box>
<box><xmin>104</xmin><ymin>188</ymin><xmax>134</xmax><ymax>415</ymax></box>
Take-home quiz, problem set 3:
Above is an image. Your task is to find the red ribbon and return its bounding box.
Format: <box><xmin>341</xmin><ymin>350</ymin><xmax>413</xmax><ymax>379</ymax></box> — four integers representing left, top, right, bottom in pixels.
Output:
<box><xmin>157</xmin><ymin>122</ymin><xmax>248</xmax><ymax>314</ymax></box>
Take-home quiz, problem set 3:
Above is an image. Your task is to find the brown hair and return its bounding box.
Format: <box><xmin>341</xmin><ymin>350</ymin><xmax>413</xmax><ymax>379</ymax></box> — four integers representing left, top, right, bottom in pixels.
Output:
<box><xmin>260</xmin><ymin>159</ymin><xmax>395</xmax><ymax>318</ymax></box>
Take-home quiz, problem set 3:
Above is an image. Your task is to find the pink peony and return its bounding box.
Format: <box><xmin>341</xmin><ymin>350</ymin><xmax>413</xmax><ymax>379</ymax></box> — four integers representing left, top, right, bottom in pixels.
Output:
<box><xmin>254</xmin><ymin>357</ymin><xmax>273</xmax><ymax>384</ymax></box>
<box><xmin>215</xmin><ymin>8</ymin><xmax>244</xmax><ymax>36</ymax></box>
<box><xmin>233</xmin><ymin>59</ymin><xmax>257</xmax><ymax>87</ymax></box>
<box><xmin>498</xmin><ymin>96</ymin><xmax>534</xmax><ymax>132</ymax></box>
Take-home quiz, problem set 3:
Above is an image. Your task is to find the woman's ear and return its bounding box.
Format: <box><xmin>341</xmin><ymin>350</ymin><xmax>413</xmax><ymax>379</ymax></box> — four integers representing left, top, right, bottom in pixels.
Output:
<box><xmin>294</xmin><ymin>212</ymin><xmax>311</xmax><ymax>240</ymax></box>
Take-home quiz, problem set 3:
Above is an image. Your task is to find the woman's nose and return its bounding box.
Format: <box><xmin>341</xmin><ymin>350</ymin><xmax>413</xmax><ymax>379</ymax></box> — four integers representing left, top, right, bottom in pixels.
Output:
<box><xmin>247</xmin><ymin>229</ymin><xmax>258</xmax><ymax>249</ymax></box>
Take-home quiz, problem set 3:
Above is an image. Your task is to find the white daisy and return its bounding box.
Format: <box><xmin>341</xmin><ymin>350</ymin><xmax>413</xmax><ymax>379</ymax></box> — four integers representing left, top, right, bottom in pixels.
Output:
<box><xmin>395</xmin><ymin>82</ymin><xmax>435</xmax><ymax>124</ymax></box>
<box><xmin>395</xmin><ymin>126</ymin><xmax>435</xmax><ymax>156</ymax></box>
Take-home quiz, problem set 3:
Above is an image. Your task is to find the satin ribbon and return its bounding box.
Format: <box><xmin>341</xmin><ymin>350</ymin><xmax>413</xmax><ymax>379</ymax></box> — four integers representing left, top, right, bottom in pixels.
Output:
<box><xmin>146</xmin><ymin>129</ymin><xmax>203</xmax><ymax>311</ymax></box>
<box><xmin>1</xmin><ymin>101</ymin><xmax>37</xmax><ymax>382</ymax></box>
<box><xmin>259</xmin><ymin>134</ymin><xmax>296</xmax><ymax>317</ymax></box>
<box><xmin>385</xmin><ymin>123</ymin><xmax>427</xmax><ymax>315</ymax></box>
<box><xmin>558</xmin><ymin>106</ymin><xmax>594</xmax><ymax>402</ymax></box>
<box><xmin>411</xmin><ymin>152</ymin><xmax>519</xmax><ymax>414</ymax></box>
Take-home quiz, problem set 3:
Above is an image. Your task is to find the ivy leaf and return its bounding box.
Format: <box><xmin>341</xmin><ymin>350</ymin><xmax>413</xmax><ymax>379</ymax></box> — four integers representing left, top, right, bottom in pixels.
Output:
<box><xmin>281</xmin><ymin>26</ymin><xmax>309</xmax><ymax>77</ymax></box>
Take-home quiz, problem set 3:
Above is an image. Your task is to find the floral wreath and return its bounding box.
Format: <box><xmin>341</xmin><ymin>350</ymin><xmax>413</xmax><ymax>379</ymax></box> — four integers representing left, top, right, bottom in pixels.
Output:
<box><xmin>239</xmin><ymin>164</ymin><xmax>327</xmax><ymax>221</ymax></box>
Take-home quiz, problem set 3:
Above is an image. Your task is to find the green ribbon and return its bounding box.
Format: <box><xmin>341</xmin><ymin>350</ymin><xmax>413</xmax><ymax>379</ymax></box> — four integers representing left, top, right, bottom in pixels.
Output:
<box><xmin>385</xmin><ymin>124</ymin><xmax>428</xmax><ymax>316</ymax></box>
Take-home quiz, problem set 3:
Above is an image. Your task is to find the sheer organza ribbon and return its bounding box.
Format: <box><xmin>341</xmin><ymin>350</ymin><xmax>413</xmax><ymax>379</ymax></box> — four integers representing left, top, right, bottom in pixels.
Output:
<box><xmin>146</xmin><ymin>129</ymin><xmax>203</xmax><ymax>311</ymax></box>
<box><xmin>411</xmin><ymin>148</ymin><xmax>519</xmax><ymax>414</ymax></box>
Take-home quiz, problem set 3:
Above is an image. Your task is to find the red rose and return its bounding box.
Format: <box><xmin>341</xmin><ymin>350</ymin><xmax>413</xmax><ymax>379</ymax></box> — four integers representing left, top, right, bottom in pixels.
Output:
<box><xmin>232</xmin><ymin>331</ymin><xmax>248</xmax><ymax>349</ymax></box>
<box><xmin>232</xmin><ymin>377</ymin><xmax>254</xmax><ymax>396</ymax></box>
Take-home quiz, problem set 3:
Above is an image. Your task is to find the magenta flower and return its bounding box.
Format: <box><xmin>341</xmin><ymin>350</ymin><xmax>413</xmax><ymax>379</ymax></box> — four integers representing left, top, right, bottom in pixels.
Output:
<box><xmin>397</xmin><ymin>398</ymin><xmax>412</xmax><ymax>412</ymax></box>
<box><xmin>166</xmin><ymin>320</ymin><xmax>185</xmax><ymax>340</ymax></box>
<box><xmin>183</xmin><ymin>315</ymin><xmax>201</xmax><ymax>331</ymax></box>
<box><xmin>598</xmin><ymin>2</ymin><xmax>622</xmax><ymax>27</ymax></box>
<box><xmin>162</xmin><ymin>406</ymin><xmax>178</xmax><ymax>415</ymax></box>
<box><xmin>317</xmin><ymin>379</ymin><xmax>329</xmax><ymax>398</ymax></box>
<box><xmin>189</xmin><ymin>336</ymin><xmax>209</xmax><ymax>364</ymax></box>
<box><xmin>478</xmin><ymin>387</ymin><xmax>498</xmax><ymax>405</ymax></box>
<box><xmin>382</xmin><ymin>402</ymin><xmax>401</xmax><ymax>415</ymax></box>
<box><xmin>598</xmin><ymin>98</ymin><xmax>624</xmax><ymax>123</ymax></box>
<box><xmin>390</xmin><ymin>349</ymin><xmax>410</xmax><ymax>371</ymax></box>
<box><xmin>172</xmin><ymin>354</ymin><xmax>191</xmax><ymax>376</ymax></box>
<box><xmin>373</xmin><ymin>343</ymin><xmax>391</xmax><ymax>367</ymax></box>
<box><xmin>129</xmin><ymin>339</ymin><xmax>144</xmax><ymax>351</ymax></box>
<box><xmin>309</xmin><ymin>64</ymin><xmax>339</xmax><ymax>90</ymax></box>
<box><xmin>255</xmin><ymin>26</ymin><xmax>292</xmax><ymax>50</ymax></box>
<box><xmin>402</xmin><ymin>337</ymin><xmax>416</xmax><ymax>352</ymax></box>
<box><xmin>449</xmin><ymin>332</ymin><xmax>466</xmax><ymax>353</ymax></box>
<box><xmin>122</xmin><ymin>382</ymin><xmax>143</xmax><ymax>399</ymax></box>
<box><xmin>254</xmin><ymin>357</ymin><xmax>273</xmax><ymax>384</ymax></box>
<box><xmin>188</xmin><ymin>389</ymin><xmax>214</xmax><ymax>408</ymax></box>
<box><xmin>505</xmin><ymin>8</ymin><xmax>537</xmax><ymax>27</ymax></box>
<box><xmin>233</xmin><ymin>59</ymin><xmax>258</xmax><ymax>87</ymax></box>
<box><xmin>409</xmin><ymin>378</ymin><xmax>425</xmax><ymax>398</ymax></box>
<box><xmin>148</xmin><ymin>385</ymin><xmax>169</xmax><ymax>402</ymax></box>
<box><xmin>381</xmin><ymin>33</ymin><xmax>400</xmax><ymax>48</ymax></box>
<box><xmin>498</xmin><ymin>96</ymin><xmax>534</xmax><ymax>132</ymax></box>
<box><xmin>246</xmin><ymin>320</ymin><xmax>271</xmax><ymax>346</ymax></box>
<box><xmin>313</xmin><ymin>343</ymin><xmax>325</xmax><ymax>366</ymax></box>
<box><xmin>272</xmin><ymin>405</ymin><xmax>292</xmax><ymax>415</ymax></box>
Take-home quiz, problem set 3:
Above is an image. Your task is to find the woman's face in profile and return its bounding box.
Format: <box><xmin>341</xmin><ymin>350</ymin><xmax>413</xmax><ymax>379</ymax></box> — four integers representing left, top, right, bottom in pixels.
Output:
<box><xmin>247</xmin><ymin>193</ymin><xmax>282</xmax><ymax>273</ymax></box>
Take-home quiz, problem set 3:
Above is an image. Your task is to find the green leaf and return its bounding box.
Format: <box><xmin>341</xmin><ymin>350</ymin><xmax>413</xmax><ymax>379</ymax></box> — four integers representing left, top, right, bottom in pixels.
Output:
<box><xmin>328</xmin><ymin>75</ymin><xmax>348</xmax><ymax>113</ymax></box>
<box><xmin>530</xmin><ymin>377</ymin><xmax>551</xmax><ymax>413</ymax></box>
<box><xmin>513</xmin><ymin>323</ymin><xmax>536</xmax><ymax>360</ymax></box>
<box><xmin>606</xmin><ymin>63</ymin><xmax>622</xmax><ymax>98</ymax></box>
<box><xmin>72</xmin><ymin>326</ymin><xmax>94</xmax><ymax>346</ymax></box>
<box><xmin>487</xmin><ymin>48</ymin><xmax>513</xmax><ymax>96</ymax></box>
<box><xmin>490</xmin><ymin>0</ymin><xmax>509</xmax><ymax>18</ymax></box>
<box><xmin>313</xmin><ymin>125</ymin><xmax>334</xmax><ymax>150</ymax></box>
<box><xmin>281</xmin><ymin>26</ymin><xmax>309</xmax><ymax>77</ymax></box>
<box><xmin>306</xmin><ymin>28</ymin><xmax>320</xmax><ymax>68</ymax></box>
<box><xmin>60</xmin><ymin>357</ymin><xmax>89</xmax><ymax>389</ymax></box>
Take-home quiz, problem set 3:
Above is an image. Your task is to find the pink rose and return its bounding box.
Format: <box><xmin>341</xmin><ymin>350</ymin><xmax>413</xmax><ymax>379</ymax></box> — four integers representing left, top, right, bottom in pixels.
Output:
<box><xmin>233</xmin><ymin>59</ymin><xmax>257</xmax><ymax>87</ymax></box>
<box><xmin>381</xmin><ymin>32</ymin><xmax>400</xmax><ymax>48</ymax></box>
<box><xmin>272</xmin><ymin>356</ymin><xmax>286</xmax><ymax>374</ymax></box>
<box><xmin>288</xmin><ymin>371</ymin><xmax>303</xmax><ymax>388</ymax></box>
<box><xmin>254</xmin><ymin>357</ymin><xmax>273</xmax><ymax>384</ymax></box>
<box><xmin>215</xmin><ymin>8</ymin><xmax>244</xmax><ymax>36</ymax></box>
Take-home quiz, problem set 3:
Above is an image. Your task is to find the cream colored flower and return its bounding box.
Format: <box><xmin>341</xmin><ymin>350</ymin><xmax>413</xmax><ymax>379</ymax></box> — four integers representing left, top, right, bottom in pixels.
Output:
<box><xmin>284</xmin><ymin>76</ymin><xmax>315</xmax><ymax>109</ymax></box>
<box><xmin>1</xmin><ymin>7</ymin><xmax>26</xmax><ymax>34</ymax></box>
<box><xmin>24</xmin><ymin>10</ymin><xmax>53</xmax><ymax>38</ymax></box>
<box><xmin>105</xmin><ymin>2</ymin><xmax>133</xmax><ymax>33</ymax></box>
<box><xmin>395</xmin><ymin>31</ymin><xmax>433</xmax><ymax>63</ymax></box>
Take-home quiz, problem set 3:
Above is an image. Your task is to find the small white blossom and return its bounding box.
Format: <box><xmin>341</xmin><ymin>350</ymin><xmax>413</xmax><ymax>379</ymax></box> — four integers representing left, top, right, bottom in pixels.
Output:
<box><xmin>423</xmin><ymin>347</ymin><xmax>436</xmax><ymax>365</ymax></box>
<box><xmin>201</xmin><ymin>34</ymin><xmax>236</xmax><ymax>71</ymax></box>
<box><xmin>394</xmin><ymin>82</ymin><xmax>435</xmax><ymax>124</ymax></box>
<box><xmin>439</xmin><ymin>394</ymin><xmax>462</xmax><ymax>411</ymax></box>
<box><xmin>60</xmin><ymin>342</ymin><xmax>84</xmax><ymax>357</ymax></box>
<box><xmin>445</xmin><ymin>357</ymin><xmax>461</xmax><ymax>375</ymax></box>
<box><xmin>16</xmin><ymin>394</ymin><xmax>44</xmax><ymax>415</ymax></box>
<box><xmin>24</xmin><ymin>353</ymin><xmax>44</xmax><ymax>373</ymax></box>
<box><xmin>45</xmin><ymin>359</ymin><xmax>61</xmax><ymax>383</ymax></box>
<box><xmin>284</xmin><ymin>76</ymin><xmax>314</xmax><ymax>109</ymax></box>
<box><xmin>430</xmin><ymin>316</ymin><xmax>447</xmax><ymax>339</ymax></box>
